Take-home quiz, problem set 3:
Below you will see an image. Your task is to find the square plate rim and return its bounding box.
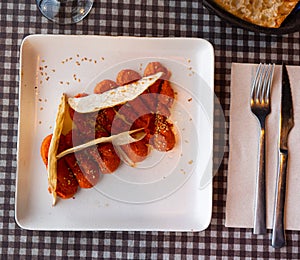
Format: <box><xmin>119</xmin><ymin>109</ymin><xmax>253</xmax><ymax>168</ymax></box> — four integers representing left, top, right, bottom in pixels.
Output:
<box><xmin>16</xmin><ymin>35</ymin><xmax>214</xmax><ymax>231</ymax></box>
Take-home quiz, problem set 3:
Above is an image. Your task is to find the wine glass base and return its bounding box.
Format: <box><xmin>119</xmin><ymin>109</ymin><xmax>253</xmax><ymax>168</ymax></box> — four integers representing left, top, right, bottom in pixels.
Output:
<box><xmin>36</xmin><ymin>0</ymin><xmax>93</xmax><ymax>25</ymax></box>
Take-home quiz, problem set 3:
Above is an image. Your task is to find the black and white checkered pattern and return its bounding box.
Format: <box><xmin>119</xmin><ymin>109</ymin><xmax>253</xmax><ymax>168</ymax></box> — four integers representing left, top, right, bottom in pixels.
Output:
<box><xmin>1</xmin><ymin>1</ymin><xmax>300</xmax><ymax>258</ymax></box>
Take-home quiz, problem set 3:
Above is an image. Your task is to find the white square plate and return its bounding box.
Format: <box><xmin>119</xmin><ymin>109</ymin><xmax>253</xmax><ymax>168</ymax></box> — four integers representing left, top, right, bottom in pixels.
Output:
<box><xmin>16</xmin><ymin>35</ymin><xmax>214</xmax><ymax>231</ymax></box>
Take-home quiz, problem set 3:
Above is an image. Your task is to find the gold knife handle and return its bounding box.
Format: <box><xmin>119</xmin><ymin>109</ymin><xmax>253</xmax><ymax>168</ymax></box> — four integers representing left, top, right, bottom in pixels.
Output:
<box><xmin>253</xmin><ymin>127</ymin><xmax>267</xmax><ymax>235</ymax></box>
<box><xmin>272</xmin><ymin>149</ymin><xmax>288</xmax><ymax>248</ymax></box>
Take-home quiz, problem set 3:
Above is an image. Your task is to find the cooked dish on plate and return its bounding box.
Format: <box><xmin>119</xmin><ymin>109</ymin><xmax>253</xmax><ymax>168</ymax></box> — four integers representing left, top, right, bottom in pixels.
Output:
<box><xmin>40</xmin><ymin>62</ymin><xmax>177</xmax><ymax>205</ymax></box>
<box><xmin>16</xmin><ymin>35</ymin><xmax>214</xmax><ymax>231</ymax></box>
<box><xmin>213</xmin><ymin>0</ymin><xmax>299</xmax><ymax>28</ymax></box>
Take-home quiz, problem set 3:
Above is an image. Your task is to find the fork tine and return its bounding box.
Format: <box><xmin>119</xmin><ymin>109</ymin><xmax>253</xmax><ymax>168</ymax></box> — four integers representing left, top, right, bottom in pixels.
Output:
<box><xmin>257</xmin><ymin>64</ymin><xmax>266</xmax><ymax>103</ymax></box>
<box><xmin>251</xmin><ymin>63</ymin><xmax>275</xmax><ymax>104</ymax></box>
<box><xmin>251</xmin><ymin>63</ymin><xmax>262</xmax><ymax>101</ymax></box>
<box><xmin>261</xmin><ymin>63</ymin><xmax>275</xmax><ymax>103</ymax></box>
<box><xmin>265</xmin><ymin>63</ymin><xmax>275</xmax><ymax>102</ymax></box>
<box><xmin>260</xmin><ymin>64</ymin><xmax>269</xmax><ymax>101</ymax></box>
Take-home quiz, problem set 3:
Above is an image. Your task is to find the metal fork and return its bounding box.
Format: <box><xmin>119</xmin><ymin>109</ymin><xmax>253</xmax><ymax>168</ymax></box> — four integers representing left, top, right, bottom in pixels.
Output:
<box><xmin>250</xmin><ymin>63</ymin><xmax>275</xmax><ymax>235</ymax></box>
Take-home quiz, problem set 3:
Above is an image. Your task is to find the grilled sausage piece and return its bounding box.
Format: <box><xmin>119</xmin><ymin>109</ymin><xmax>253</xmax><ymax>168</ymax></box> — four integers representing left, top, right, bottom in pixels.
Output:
<box><xmin>121</xmin><ymin>138</ymin><xmax>150</xmax><ymax>163</ymax></box>
<box><xmin>116</xmin><ymin>69</ymin><xmax>142</xmax><ymax>86</ymax></box>
<box><xmin>143</xmin><ymin>62</ymin><xmax>171</xmax><ymax>80</ymax></box>
<box><xmin>40</xmin><ymin>134</ymin><xmax>52</xmax><ymax>166</ymax></box>
<box><xmin>71</xmin><ymin>128</ymin><xmax>121</xmax><ymax>175</ymax></box>
<box><xmin>150</xmin><ymin>114</ymin><xmax>176</xmax><ymax>152</ymax></box>
<box><xmin>56</xmin><ymin>158</ymin><xmax>79</xmax><ymax>199</ymax></box>
<box><xmin>40</xmin><ymin>134</ymin><xmax>79</xmax><ymax>199</ymax></box>
<box><xmin>64</xmin><ymin>131</ymin><xmax>100</xmax><ymax>188</ymax></box>
<box><xmin>97</xmin><ymin>142</ymin><xmax>121</xmax><ymax>173</ymax></box>
<box><xmin>158</xmin><ymin>80</ymin><xmax>175</xmax><ymax>108</ymax></box>
<box><xmin>94</xmin><ymin>79</ymin><xmax>118</xmax><ymax>94</ymax></box>
<box><xmin>96</xmin><ymin>108</ymin><xmax>116</xmax><ymax>134</ymax></box>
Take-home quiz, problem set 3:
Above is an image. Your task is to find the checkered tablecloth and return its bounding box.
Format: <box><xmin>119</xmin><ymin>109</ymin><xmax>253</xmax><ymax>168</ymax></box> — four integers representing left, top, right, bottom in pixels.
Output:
<box><xmin>1</xmin><ymin>1</ymin><xmax>300</xmax><ymax>259</ymax></box>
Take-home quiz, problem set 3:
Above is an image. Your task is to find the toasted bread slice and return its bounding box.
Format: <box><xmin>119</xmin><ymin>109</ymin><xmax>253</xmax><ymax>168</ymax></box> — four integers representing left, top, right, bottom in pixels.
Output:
<box><xmin>214</xmin><ymin>0</ymin><xmax>299</xmax><ymax>28</ymax></box>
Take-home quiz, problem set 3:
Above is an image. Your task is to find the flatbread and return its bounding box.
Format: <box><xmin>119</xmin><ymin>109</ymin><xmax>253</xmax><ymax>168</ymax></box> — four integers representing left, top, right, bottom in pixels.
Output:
<box><xmin>56</xmin><ymin>128</ymin><xmax>146</xmax><ymax>159</ymax></box>
<box><xmin>68</xmin><ymin>72</ymin><xmax>163</xmax><ymax>113</ymax></box>
<box><xmin>214</xmin><ymin>0</ymin><xmax>299</xmax><ymax>28</ymax></box>
<box><xmin>47</xmin><ymin>93</ymin><xmax>66</xmax><ymax>206</ymax></box>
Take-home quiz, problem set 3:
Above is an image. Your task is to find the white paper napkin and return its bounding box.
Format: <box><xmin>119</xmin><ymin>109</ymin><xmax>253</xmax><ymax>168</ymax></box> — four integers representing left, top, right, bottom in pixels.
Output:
<box><xmin>226</xmin><ymin>63</ymin><xmax>300</xmax><ymax>230</ymax></box>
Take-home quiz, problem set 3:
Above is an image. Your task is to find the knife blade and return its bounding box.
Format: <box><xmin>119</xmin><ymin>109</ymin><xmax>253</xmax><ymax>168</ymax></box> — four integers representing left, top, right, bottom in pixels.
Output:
<box><xmin>271</xmin><ymin>64</ymin><xmax>294</xmax><ymax>248</ymax></box>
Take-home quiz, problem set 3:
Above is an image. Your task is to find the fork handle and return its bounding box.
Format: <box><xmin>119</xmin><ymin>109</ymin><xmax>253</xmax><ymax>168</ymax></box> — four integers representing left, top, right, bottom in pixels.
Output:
<box><xmin>271</xmin><ymin>149</ymin><xmax>288</xmax><ymax>248</ymax></box>
<box><xmin>253</xmin><ymin>126</ymin><xmax>267</xmax><ymax>235</ymax></box>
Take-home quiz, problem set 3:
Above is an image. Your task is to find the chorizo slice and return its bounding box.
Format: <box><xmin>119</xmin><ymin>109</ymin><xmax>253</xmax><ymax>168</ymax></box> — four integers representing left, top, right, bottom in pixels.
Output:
<box><xmin>70</xmin><ymin>129</ymin><xmax>121</xmax><ymax>175</ymax></box>
<box><xmin>71</xmin><ymin>110</ymin><xmax>98</xmax><ymax>139</ymax></box>
<box><xmin>40</xmin><ymin>134</ymin><xmax>78</xmax><ymax>199</ymax></box>
<box><xmin>116</xmin><ymin>103</ymin><xmax>147</xmax><ymax>130</ymax></box>
<box><xmin>116</xmin><ymin>69</ymin><xmax>142</xmax><ymax>86</ymax></box>
<box><xmin>96</xmin><ymin>108</ymin><xmax>116</xmax><ymax>134</ymax></box>
<box><xmin>40</xmin><ymin>134</ymin><xmax>52</xmax><ymax>166</ymax></box>
<box><xmin>150</xmin><ymin>114</ymin><xmax>176</xmax><ymax>152</ymax></box>
<box><xmin>94</xmin><ymin>79</ymin><xmax>118</xmax><ymax>94</ymax></box>
<box><xmin>56</xmin><ymin>158</ymin><xmax>78</xmax><ymax>199</ymax></box>
<box><xmin>121</xmin><ymin>138</ymin><xmax>150</xmax><ymax>163</ymax></box>
<box><xmin>111</xmin><ymin>117</ymin><xmax>131</xmax><ymax>135</ymax></box>
<box><xmin>64</xmin><ymin>131</ymin><xmax>100</xmax><ymax>189</ymax></box>
<box><xmin>143</xmin><ymin>62</ymin><xmax>171</xmax><ymax>80</ymax></box>
<box><xmin>97</xmin><ymin>143</ymin><xmax>121</xmax><ymax>173</ymax></box>
<box><xmin>127</xmin><ymin>96</ymin><xmax>152</xmax><ymax>118</ymax></box>
<box><xmin>158</xmin><ymin>80</ymin><xmax>175</xmax><ymax>108</ymax></box>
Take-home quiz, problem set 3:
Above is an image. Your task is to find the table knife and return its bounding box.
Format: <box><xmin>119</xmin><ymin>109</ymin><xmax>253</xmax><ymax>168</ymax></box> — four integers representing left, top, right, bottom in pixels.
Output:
<box><xmin>271</xmin><ymin>64</ymin><xmax>294</xmax><ymax>248</ymax></box>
